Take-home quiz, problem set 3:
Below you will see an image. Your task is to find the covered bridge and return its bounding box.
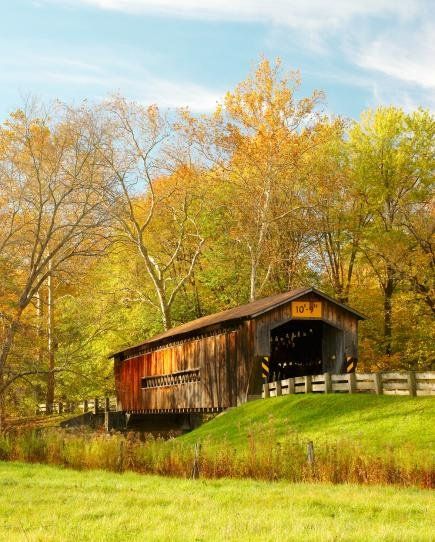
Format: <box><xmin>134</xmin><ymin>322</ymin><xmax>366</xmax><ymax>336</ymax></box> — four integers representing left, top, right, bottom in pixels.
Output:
<box><xmin>111</xmin><ymin>287</ymin><xmax>365</xmax><ymax>414</ymax></box>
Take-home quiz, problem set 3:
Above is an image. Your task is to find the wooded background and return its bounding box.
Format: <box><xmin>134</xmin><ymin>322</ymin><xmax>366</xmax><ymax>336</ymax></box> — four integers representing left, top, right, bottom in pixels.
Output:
<box><xmin>0</xmin><ymin>58</ymin><xmax>433</xmax><ymax>417</ymax></box>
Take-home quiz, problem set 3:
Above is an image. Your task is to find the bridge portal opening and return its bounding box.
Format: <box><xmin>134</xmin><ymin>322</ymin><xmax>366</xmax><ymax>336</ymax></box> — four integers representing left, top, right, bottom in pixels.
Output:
<box><xmin>268</xmin><ymin>320</ymin><xmax>342</xmax><ymax>380</ymax></box>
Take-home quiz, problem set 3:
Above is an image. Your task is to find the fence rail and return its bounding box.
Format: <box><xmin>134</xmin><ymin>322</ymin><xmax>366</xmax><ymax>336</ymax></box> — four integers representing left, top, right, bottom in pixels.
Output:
<box><xmin>36</xmin><ymin>396</ymin><xmax>118</xmax><ymax>415</ymax></box>
<box><xmin>262</xmin><ymin>371</ymin><xmax>435</xmax><ymax>398</ymax></box>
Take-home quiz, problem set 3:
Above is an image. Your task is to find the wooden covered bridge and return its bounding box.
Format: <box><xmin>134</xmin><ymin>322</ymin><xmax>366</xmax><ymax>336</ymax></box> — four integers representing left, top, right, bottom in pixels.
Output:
<box><xmin>111</xmin><ymin>287</ymin><xmax>365</xmax><ymax>415</ymax></box>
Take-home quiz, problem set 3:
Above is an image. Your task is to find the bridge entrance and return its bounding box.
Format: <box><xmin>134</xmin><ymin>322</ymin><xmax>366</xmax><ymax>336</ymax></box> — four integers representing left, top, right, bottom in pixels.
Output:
<box><xmin>268</xmin><ymin>319</ymin><xmax>342</xmax><ymax>380</ymax></box>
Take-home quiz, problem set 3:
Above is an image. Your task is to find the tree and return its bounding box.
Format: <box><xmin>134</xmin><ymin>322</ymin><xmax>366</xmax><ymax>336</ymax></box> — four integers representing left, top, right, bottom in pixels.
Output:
<box><xmin>308</xmin><ymin>120</ymin><xmax>369</xmax><ymax>303</ymax></box>
<box><xmin>399</xmin><ymin>199</ymin><xmax>434</xmax><ymax>313</ymax></box>
<box><xmin>349</xmin><ymin>107</ymin><xmax>434</xmax><ymax>355</ymax></box>
<box><xmin>180</xmin><ymin>58</ymin><xmax>325</xmax><ymax>301</ymax></box>
<box><xmin>0</xmin><ymin>103</ymin><xmax>109</xmax><ymax>420</ymax></box>
<box><xmin>97</xmin><ymin>98</ymin><xmax>205</xmax><ymax>330</ymax></box>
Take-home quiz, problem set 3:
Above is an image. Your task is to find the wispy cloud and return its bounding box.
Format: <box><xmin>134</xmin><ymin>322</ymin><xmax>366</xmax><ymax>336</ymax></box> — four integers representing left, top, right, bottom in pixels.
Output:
<box><xmin>51</xmin><ymin>1</ymin><xmax>434</xmax><ymax>86</ymax></box>
<box><xmin>355</xmin><ymin>23</ymin><xmax>435</xmax><ymax>89</ymax></box>
<box><xmin>368</xmin><ymin>78</ymin><xmax>435</xmax><ymax>113</ymax></box>
<box><xmin>0</xmin><ymin>50</ymin><xmax>222</xmax><ymax>111</ymax></box>
<box><xmin>4</xmin><ymin>0</ymin><xmax>435</xmax><ymax>116</ymax></box>
<box><xmin>53</xmin><ymin>0</ymin><xmax>422</xmax><ymax>30</ymax></box>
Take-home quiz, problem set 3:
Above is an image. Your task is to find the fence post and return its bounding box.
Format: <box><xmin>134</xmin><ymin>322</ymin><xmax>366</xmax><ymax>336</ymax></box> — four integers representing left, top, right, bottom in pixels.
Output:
<box><xmin>58</xmin><ymin>401</ymin><xmax>63</xmax><ymax>415</ymax></box>
<box><xmin>276</xmin><ymin>379</ymin><xmax>282</xmax><ymax>397</ymax></box>
<box><xmin>191</xmin><ymin>443</ymin><xmax>202</xmax><ymax>479</ymax></box>
<box><xmin>288</xmin><ymin>377</ymin><xmax>295</xmax><ymax>394</ymax></box>
<box><xmin>263</xmin><ymin>382</ymin><xmax>270</xmax><ymax>399</ymax></box>
<box><xmin>324</xmin><ymin>372</ymin><xmax>332</xmax><ymax>394</ymax></box>
<box><xmin>407</xmin><ymin>371</ymin><xmax>416</xmax><ymax>397</ymax></box>
<box><xmin>348</xmin><ymin>372</ymin><xmax>356</xmax><ymax>394</ymax></box>
<box><xmin>305</xmin><ymin>375</ymin><xmax>312</xmax><ymax>394</ymax></box>
<box><xmin>373</xmin><ymin>372</ymin><xmax>382</xmax><ymax>395</ymax></box>
<box><xmin>105</xmin><ymin>396</ymin><xmax>110</xmax><ymax>412</ymax></box>
<box><xmin>117</xmin><ymin>440</ymin><xmax>124</xmax><ymax>472</ymax></box>
<box><xmin>93</xmin><ymin>397</ymin><xmax>99</xmax><ymax>415</ymax></box>
<box><xmin>307</xmin><ymin>441</ymin><xmax>315</xmax><ymax>465</ymax></box>
<box><xmin>83</xmin><ymin>399</ymin><xmax>88</xmax><ymax>413</ymax></box>
<box><xmin>104</xmin><ymin>410</ymin><xmax>110</xmax><ymax>432</ymax></box>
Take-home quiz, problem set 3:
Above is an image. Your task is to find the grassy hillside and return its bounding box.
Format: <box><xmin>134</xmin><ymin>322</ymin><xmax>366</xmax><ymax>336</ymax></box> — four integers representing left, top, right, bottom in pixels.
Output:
<box><xmin>181</xmin><ymin>395</ymin><xmax>435</xmax><ymax>465</ymax></box>
<box><xmin>0</xmin><ymin>462</ymin><xmax>433</xmax><ymax>542</ymax></box>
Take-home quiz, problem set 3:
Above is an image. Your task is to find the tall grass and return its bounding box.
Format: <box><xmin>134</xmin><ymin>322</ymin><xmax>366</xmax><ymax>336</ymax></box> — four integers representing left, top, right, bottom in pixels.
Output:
<box><xmin>0</xmin><ymin>427</ymin><xmax>433</xmax><ymax>488</ymax></box>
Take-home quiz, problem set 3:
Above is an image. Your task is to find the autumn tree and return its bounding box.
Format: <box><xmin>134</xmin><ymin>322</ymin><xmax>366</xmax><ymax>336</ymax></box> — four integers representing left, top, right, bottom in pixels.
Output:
<box><xmin>0</xmin><ymin>103</ymin><xmax>109</xmax><ymax>420</ymax></box>
<box><xmin>399</xmin><ymin>197</ymin><xmax>434</xmax><ymax>313</ymax></box>
<box><xmin>308</xmin><ymin>120</ymin><xmax>369</xmax><ymax>303</ymax></box>
<box><xmin>180</xmin><ymin>58</ymin><xmax>325</xmax><ymax>301</ymax></box>
<box><xmin>97</xmin><ymin>98</ymin><xmax>206</xmax><ymax>331</ymax></box>
<box><xmin>349</xmin><ymin>107</ymin><xmax>434</xmax><ymax>356</ymax></box>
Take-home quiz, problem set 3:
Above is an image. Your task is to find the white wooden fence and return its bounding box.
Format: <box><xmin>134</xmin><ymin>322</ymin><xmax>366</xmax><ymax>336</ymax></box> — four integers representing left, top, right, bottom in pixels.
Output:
<box><xmin>36</xmin><ymin>396</ymin><xmax>118</xmax><ymax>415</ymax></box>
<box><xmin>262</xmin><ymin>371</ymin><xmax>435</xmax><ymax>398</ymax></box>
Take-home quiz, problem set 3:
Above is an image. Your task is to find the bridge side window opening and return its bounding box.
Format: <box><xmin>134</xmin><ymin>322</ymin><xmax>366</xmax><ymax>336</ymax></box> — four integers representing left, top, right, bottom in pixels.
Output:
<box><xmin>141</xmin><ymin>368</ymin><xmax>200</xmax><ymax>389</ymax></box>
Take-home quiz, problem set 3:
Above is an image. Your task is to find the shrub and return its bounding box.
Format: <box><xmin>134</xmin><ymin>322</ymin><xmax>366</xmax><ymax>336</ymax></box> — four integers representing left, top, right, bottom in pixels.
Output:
<box><xmin>0</xmin><ymin>434</ymin><xmax>11</xmax><ymax>460</ymax></box>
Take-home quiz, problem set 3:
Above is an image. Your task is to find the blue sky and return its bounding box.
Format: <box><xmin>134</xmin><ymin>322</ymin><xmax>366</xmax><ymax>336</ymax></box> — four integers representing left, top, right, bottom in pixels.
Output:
<box><xmin>1</xmin><ymin>0</ymin><xmax>434</xmax><ymax>120</ymax></box>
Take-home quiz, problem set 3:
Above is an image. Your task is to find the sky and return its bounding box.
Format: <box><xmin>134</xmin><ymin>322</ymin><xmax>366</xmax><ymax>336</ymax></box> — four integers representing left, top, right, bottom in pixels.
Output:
<box><xmin>1</xmin><ymin>0</ymin><xmax>434</xmax><ymax>120</ymax></box>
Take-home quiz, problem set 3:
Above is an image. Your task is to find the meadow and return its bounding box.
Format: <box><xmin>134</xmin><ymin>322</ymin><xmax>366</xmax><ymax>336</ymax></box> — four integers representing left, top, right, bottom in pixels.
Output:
<box><xmin>0</xmin><ymin>462</ymin><xmax>434</xmax><ymax>542</ymax></box>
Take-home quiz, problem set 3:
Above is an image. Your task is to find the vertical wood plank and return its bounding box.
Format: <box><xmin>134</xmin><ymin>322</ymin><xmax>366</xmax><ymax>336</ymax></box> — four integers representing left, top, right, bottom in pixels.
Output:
<box><xmin>288</xmin><ymin>377</ymin><xmax>295</xmax><ymax>394</ymax></box>
<box><xmin>263</xmin><ymin>382</ymin><xmax>270</xmax><ymax>398</ymax></box>
<box><xmin>348</xmin><ymin>372</ymin><xmax>356</xmax><ymax>394</ymax></box>
<box><xmin>373</xmin><ymin>372</ymin><xmax>382</xmax><ymax>395</ymax></box>
<box><xmin>324</xmin><ymin>372</ymin><xmax>332</xmax><ymax>394</ymax></box>
<box><xmin>276</xmin><ymin>379</ymin><xmax>282</xmax><ymax>396</ymax></box>
<box><xmin>305</xmin><ymin>375</ymin><xmax>312</xmax><ymax>394</ymax></box>
<box><xmin>407</xmin><ymin>371</ymin><xmax>416</xmax><ymax>397</ymax></box>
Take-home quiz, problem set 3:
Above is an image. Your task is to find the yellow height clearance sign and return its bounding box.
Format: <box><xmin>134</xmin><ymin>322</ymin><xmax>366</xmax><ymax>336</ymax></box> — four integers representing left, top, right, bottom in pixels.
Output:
<box><xmin>291</xmin><ymin>301</ymin><xmax>322</xmax><ymax>318</ymax></box>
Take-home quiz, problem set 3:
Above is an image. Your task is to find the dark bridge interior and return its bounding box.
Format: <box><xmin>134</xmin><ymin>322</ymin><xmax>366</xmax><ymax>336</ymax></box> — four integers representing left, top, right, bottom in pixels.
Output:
<box><xmin>268</xmin><ymin>320</ymin><xmax>341</xmax><ymax>380</ymax></box>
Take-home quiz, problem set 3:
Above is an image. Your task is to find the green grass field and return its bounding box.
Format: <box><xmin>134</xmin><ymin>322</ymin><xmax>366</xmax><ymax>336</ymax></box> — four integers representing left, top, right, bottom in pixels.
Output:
<box><xmin>0</xmin><ymin>462</ymin><xmax>433</xmax><ymax>542</ymax></box>
<box><xmin>182</xmin><ymin>394</ymin><xmax>435</xmax><ymax>465</ymax></box>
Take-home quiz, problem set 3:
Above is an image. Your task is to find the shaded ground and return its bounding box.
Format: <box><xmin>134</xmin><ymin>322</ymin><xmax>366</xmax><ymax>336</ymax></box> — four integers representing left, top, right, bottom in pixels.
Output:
<box><xmin>4</xmin><ymin>414</ymin><xmax>76</xmax><ymax>432</ymax></box>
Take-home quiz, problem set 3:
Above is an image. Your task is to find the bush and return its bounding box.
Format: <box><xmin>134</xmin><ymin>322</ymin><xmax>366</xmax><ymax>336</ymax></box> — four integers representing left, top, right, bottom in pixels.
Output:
<box><xmin>0</xmin><ymin>434</ymin><xmax>11</xmax><ymax>460</ymax></box>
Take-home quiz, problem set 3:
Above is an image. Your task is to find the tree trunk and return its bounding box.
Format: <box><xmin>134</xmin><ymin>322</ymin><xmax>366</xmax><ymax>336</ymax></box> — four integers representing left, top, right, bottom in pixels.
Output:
<box><xmin>249</xmin><ymin>256</ymin><xmax>257</xmax><ymax>302</ymax></box>
<box><xmin>383</xmin><ymin>266</ymin><xmax>395</xmax><ymax>356</ymax></box>
<box><xmin>337</xmin><ymin>294</ymin><xmax>349</xmax><ymax>305</ymax></box>
<box><xmin>45</xmin><ymin>270</ymin><xmax>56</xmax><ymax>414</ymax></box>
<box><xmin>0</xmin><ymin>371</ymin><xmax>5</xmax><ymax>432</ymax></box>
<box><xmin>0</xmin><ymin>316</ymin><xmax>22</xmax><ymax>379</ymax></box>
<box><xmin>156</xmin><ymin>286</ymin><xmax>172</xmax><ymax>331</ymax></box>
<box><xmin>0</xmin><ymin>310</ymin><xmax>23</xmax><ymax>427</ymax></box>
<box><xmin>161</xmin><ymin>305</ymin><xmax>172</xmax><ymax>331</ymax></box>
<box><xmin>36</xmin><ymin>290</ymin><xmax>44</xmax><ymax>369</ymax></box>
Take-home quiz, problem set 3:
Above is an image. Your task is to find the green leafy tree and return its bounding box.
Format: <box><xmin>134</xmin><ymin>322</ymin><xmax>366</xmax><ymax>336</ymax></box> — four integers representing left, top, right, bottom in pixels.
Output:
<box><xmin>349</xmin><ymin>107</ymin><xmax>434</xmax><ymax>356</ymax></box>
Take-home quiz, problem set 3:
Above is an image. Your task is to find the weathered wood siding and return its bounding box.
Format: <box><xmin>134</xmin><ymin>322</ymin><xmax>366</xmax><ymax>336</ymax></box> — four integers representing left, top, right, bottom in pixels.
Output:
<box><xmin>114</xmin><ymin>329</ymin><xmax>244</xmax><ymax>412</ymax></box>
<box><xmin>114</xmin><ymin>292</ymin><xmax>361</xmax><ymax>412</ymax></box>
